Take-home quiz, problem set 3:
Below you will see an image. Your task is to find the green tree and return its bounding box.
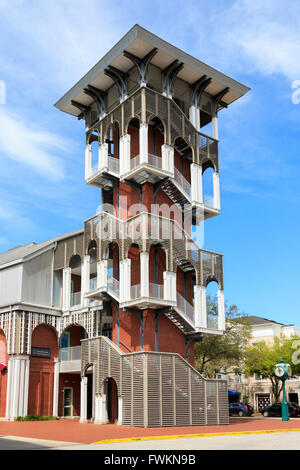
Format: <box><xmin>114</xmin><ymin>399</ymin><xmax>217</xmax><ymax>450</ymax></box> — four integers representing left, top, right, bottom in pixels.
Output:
<box><xmin>244</xmin><ymin>336</ymin><xmax>300</xmax><ymax>402</ymax></box>
<box><xmin>195</xmin><ymin>296</ymin><xmax>252</xmax><ymax>377</ymax></box>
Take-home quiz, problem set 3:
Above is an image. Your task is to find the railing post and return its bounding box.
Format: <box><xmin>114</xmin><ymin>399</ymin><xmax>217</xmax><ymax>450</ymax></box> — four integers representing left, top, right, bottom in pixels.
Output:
<box><xmin>139</xmin><ymin>123</ymin><xmax>148</xmax><ymax>164</ymax></box>
<box><xmin>217</xmin><ymin>290</ymin><xmax>225</xmax><ymax>331</ymax></box>
<box><xmin>140</xmin><ymin>252</ymin><xmax>149</xmax><ymax>298</ymax></box>
<box><xmin>62</xmin><ymin>267</ymin><xmax>71</xmax><ymax>311</ymax></box>
<box><xmin>163</xmin><ymin>271</ymin><xmax>176</xmax><ymax>303</ymax></box>
<box><xmin>194</xmin><ymin>285</ymin><xmax>207</xmax><ymax>329</ymax></box>
<box><xmin>161</xmin><ymin>144</ymin><xmax>174</xmax><ymax>176</ymax></box>
<box><xmin>120</xmin><ymin>134</ymin><xmax>131</xmax><ymax>177</ymax></box>
<box><xmin>213</xmin><ymin>172</ymin><xmax>221</xmax><ymax>210</ymax></box>
<box><xmin>99</xmin><ymin>143</ymin><xmax>108</xmax><ymax>171</ymax></box>
<box><xmin>85</xmin><ymin>144</ymin><xmax>92</xmax><ymax>179</ymax></box>
<box><xmin>191</xmin><ymin>163</ymin><xmax>203</xmax><ymax>204</ymax></box>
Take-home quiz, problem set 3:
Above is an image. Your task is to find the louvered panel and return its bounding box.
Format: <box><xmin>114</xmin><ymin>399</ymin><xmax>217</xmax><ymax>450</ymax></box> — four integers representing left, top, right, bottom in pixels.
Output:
<box><xmin>175</xmin><ymin>358</ymin><xmax>190</xmax><ymax>426</ymax></box>
<box><xmin>218</xmin><ymin>380</ymin><xmax>229</xmax><ymax>425</ymax></box>
<box><xmin>191</xmin><ymin>372</ymin><xmax>206</xmax><ymax>425</ymax></box>
<box><xmin>147</xmin><ymin>353</ymin><xmax>161</xmax><ymax>427</ymax></box>
<box><xmin>121</xmin><ymin>355</ymin><xmax>132</xmax><ymax>425</ymax></box>
<box><xmin>161</xmin><ymin>355</ymin><xmax>174</xmax><ymax>427</ymax></box>
<box><xmin>132</xmin><ymin>354</ymin><xmax>144</xmax><ymax>427</ymax></box>
<box><xmin>206</xmin><ymin>380</ymin><xmax>218</xmax><ymax>425</ymax></box>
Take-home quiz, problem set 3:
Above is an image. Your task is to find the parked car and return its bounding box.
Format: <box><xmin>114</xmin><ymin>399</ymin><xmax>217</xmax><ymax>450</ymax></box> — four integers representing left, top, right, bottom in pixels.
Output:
<box><xmin>229</xmin><ymin>402</ymin><xmax>253</xmax><ymax>417</ymax></box>
<box><xmin>260</xmin><ymin>402</ymin><xmax>298</xmax><ymax>417</ymax></box>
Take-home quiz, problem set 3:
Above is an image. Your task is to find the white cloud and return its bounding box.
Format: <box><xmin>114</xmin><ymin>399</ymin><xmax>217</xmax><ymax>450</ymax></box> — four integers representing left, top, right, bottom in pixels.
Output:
<box><xmin>0</xmin><ymin>109</ymin><xmax>66</xmax><ymax>180</ymax></box>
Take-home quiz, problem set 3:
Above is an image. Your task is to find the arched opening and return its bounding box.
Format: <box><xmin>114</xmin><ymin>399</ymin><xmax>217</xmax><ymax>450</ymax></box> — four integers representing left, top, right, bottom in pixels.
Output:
<box><xmin>88</xmin><ymin>240</ymin><xmax>97</xmax><ymax>291</ymax></box>
<box><xmin>0</xmin><ymin>329</ymin><xmax>8</xmax><ymax>417</ymax></box>
<box><xmin>176</xmin><ymin>263</ymin><xmax>196</xmax><ymax>324</ymax></box>
<box><xmin>174</xmin><ymin>136</ymin><xmax>192</xmax><ymax>187</ymax></box>
<box><xmin>148</xmin><ymin>116</ymin><xmax>165</xmax><ymax>168</ymax></box>
<box><xmin>69</xmin><ymin>254</ymin><xmax>82</xmax><ymax>307</ymax></box>
<box><xmin>206</xmin><ymin>280</ymin><xmax>219</xmax><ymax>329</ymax></box>
<box><xmin>103</xmin><ymin>377</ymin><xmax>118</xmax><ymax>424</ymax></box>
<box><xmin>104</xmin><ymin>242</ymin><xmax>120</xmax><ymax>299</ymax></box>
<box><xmin>28</xmin><ymin>324</ymin><xmax>58</xmax><ymax>416</ymax></box>
<box><xmin>202</xmin><ymin>163</ymin><xmax>215</xmax><ymax>207</ymax></box>
<box><xmin>59</xmin><ymin>324</ymin><xmax>88</xmax><ymax>419</ymax></box>
<box><xmin>128</xmin><ymin>117</ymin><xmax>140</xmax><ymax>168</ymax></box>
<box><xmin>149</xmin><ymin>244</ymin><xmax>166</xmax><ymax>299</ymax></box>
<box><xmin>128</xmin><ymin>243</ymin><xmax>141</xmax><ymax>299</ymax></box>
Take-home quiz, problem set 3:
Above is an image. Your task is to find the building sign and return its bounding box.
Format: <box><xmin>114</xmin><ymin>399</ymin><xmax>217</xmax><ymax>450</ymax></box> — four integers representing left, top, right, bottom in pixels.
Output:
<box><xmin>31</xmin><ymin>347</ymin><xmax>51</xmax><ymax>358</ymax></box>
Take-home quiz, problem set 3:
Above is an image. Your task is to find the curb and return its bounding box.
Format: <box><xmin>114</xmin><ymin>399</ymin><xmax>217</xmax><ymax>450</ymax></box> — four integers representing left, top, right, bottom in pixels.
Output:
<box><xmin>91</xmin><ymin>428</ymin><xmax>300</xmax><ymax>445</ymax></box>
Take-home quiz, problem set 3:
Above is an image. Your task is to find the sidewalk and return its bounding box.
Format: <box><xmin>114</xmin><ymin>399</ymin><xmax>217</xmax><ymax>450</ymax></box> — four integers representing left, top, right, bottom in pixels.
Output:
<box><xmin>0</xmin><ymin>418</ymin><xmax>300</xmax><ymax>445</ymax></box>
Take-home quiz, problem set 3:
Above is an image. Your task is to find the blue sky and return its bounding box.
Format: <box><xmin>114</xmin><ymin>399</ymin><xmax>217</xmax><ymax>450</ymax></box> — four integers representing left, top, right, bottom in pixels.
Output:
<box><xmin>0</xmin><ymin>0</ymin><xmax>299</xmax><ymax>324</ymax></box>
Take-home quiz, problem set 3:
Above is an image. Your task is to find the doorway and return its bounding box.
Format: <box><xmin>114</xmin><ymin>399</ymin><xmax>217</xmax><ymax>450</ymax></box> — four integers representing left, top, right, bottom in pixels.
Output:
<box><xmin>107</xmin><ymin>377</ymin><xmax>118</xmax><ymax>423</ymax></box>
<box><xmin>63</xmin><ymin>387</ymin><xmax>73</xmax><ymax>418</ymax></box>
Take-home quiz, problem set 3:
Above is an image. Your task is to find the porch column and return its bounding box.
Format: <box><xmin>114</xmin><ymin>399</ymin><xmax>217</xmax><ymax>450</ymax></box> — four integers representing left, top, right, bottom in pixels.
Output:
<box><xmin>120</xmin><ymin>258</ymin><xmax>131</xmax><ymax>302</ymax></box>
<box><xmin>213</xmin><ymin>172</ymin><xmax>221</xmax><ymax>210</ymax></box>
<box><xmin>97</xmin><ymin>260</ymin><xmax>108</xmax><ymax>290</ymax></box>
<box><xmin>194</xmin><ymin>285</ymin><xmax>207</xmax><ymax>329</ymax></box>
<box><xmin>52</xmin><ymin>358</ymin><xmax>60</xmax><ymax>417</ymax></box>
<box><xmin>191</xmin><ymin>163</ymin><xmax>203</xmax><ymax>204</ymax></box>
<box><xmin>80</xmin><ymin>376</ymin><xmax>88</xmax><ymax>423</ymax></box>
<box><xmin>62</xmin><ymin>268</ymin><xmax>71</xmax><ymax>311</ymax></box>
<box><xmin>163</xmin><ymin>271</ymin><xmax>176</xmax><ymax>303</ymax></box>
<box><xmin>140</xmin><ymin>252</ymin><xmax>149</xmax><ymax>298</ymax></box>
<box><xmin>212</xmin><ymin>113</ymin><xmax>218</xmax><ymax>140</ymax></box>
<box><xmin>120</xmin><ymin>134</ymin><xmax>131</xmax><ymax>177</ymax></box>
<box><xmin>81</xmin><ymin>255</ymin><xmax>90</xmax><ymax>307</ymax></box>
<box><xmin>218</xmin><ymin>290</ymin><xmax>226</xmax><ymax>331</ymax></box>
<box><xmin>85</xmin><ymin>144</ymin><xmax>92</xmax><ymax>180</ymax></box>
<box><xmin>6</xmin><ymin>355</ymin><xmax>30</xmax><ymax>419</ymax></box>
<box><xmin>162</xmin><ymin>144</ymin><xmax>174</xmax><ymax>176</ymax></box>
<box><xmin>139</xmin><ymin>123</ymin><xmax>148</xmax><ymax>164</ymax></box>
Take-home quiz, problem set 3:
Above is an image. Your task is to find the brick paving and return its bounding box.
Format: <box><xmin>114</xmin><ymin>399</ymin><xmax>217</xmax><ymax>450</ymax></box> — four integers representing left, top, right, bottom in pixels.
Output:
<box><xmin>0</xmin><ymin>418</ymin><xmax>300</xmax><ymax>444</ymax></box>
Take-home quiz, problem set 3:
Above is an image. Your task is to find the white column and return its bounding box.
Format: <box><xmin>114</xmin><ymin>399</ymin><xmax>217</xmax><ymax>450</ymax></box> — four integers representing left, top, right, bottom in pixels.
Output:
<box><xmin>140</xmin><ymin>252</ymin><xmax>149</xmax><ymax>298</ymax></box>
<box><xmin>85</xmin><ymin>144</ymin><xmax>92</xmax><ymax>180</ymax></box>
<box><xmin>218</xmin><ymin>290</ymin><xmax>225</xmax><ymax>331</ymax></box>
<box><xmin>81</xmin><ymin>255</ymin><xmax>90</xmax><ymax>306</ymax></box>
<box><xmin>189</xmin><ymin>105</ymin><xmax>200</xmax><ymax>132</ymax></box>
<box><xmin>212</xmin><ymin>113</ymin><xmax>218</xmax><ymax>140</ymax></box>
<box><xmin>191</xmin><ymin>163</ymin><xmax>203</xmax><ymax>204</ymax></box>
<box><xmin>52</xmin><ymin>359</ymin><xmax>60</xmax><ymax>417</ymax></box>
<box><xmin>213</xmin><ymin>172</ymin><xmax>221</xmax><ymax>210</ymax></box>
<box><xmin>120</xmin><ymin>258</ymin><xmax>131</xmax><ymax>303</ymax></box>
<box><xmin>194</xmin><ymin>285</ymin><xmax>207</xmax><ymax>329</ymax></box>
<box><xmin>117</xmin><ymin>396</ymin><xmax>123</xmax><ymax>425</ymax></box>
<box><xmin>139</xmin><ymin>123</ymin><xmax>148</xmax><ymax>164</ymax></box>
<box><xmin>99</xmin><ymin>143</ymin><xmax>108</xmax><ymax>171</ymax></box>
<box><xmin>162</xmin><ymin>144</ymin><xmax>174</xmax><ymax>175</ymax></box>
<box><xmin>97</xmin><ymin>260</ymin><xmax>108</xmax><ymax>290</ymax></box>
<box><xmin>80</xmin><ymin>376</ymin><xmax>88</xmax><ymax>423</ymax></box>
<box><xmin>62</xmin><ymin>268</ymin><xmax>71</xmax><ymax>311</ymax></box>
<box><xmin>120</xmin><ymin>134</ymin><xmax>131</xmax><ymax>177</ymax></box>
<box><xmin>163</xmin><ymin>271</ymin><xmax>176</xmax><ymax>303</ymax></box>
<box><xmin>6</xmin><ymin>356</ymin><xmax>30</xmax><ymax>419</ymax></box>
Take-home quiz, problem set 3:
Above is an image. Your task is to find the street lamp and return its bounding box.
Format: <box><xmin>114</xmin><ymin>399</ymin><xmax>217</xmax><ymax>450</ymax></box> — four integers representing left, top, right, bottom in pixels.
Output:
<box><xmin>273</xmin><ymin>358</ymin><xmax>292</xmax><ymax>422</ymax></box>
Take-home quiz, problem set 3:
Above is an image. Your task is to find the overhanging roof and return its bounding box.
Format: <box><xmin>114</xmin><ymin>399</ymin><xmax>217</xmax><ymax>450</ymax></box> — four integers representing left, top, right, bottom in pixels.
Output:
<box><xmin>54</xmin><ymin>24</ymin><xmax>250</xmax><ymax>117</ymax></box>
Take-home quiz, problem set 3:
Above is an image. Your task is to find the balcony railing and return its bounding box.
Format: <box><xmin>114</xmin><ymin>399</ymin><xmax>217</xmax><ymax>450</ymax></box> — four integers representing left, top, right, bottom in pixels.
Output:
<box><xmin>203</xmin><ymin>194</ymin><xmax>214</xmax><ymax>207</ymax></box>
<box><xmin>59</xmin><ymin>346</ymin><xmax>81</xmax><ymax>362</ymax></box>
<box><xmin>131</xmin><ymin>284</ymin><xmax>141</xmax><ymax>299</ymax></box>
<box><xmin>149</xmin><ymin>283</ymin><xmax>164</xmax><ymax>299</ymax></box>
<box><xmin>107</xmin><ymin>274</ymin><xmax>120</xmax><ymax>297</ymax></box>
<box><xmin>70</xmin><ymin>291</ymin><xmax>81</xmax><ymax>307</ymax></box>
<box><xmin>175</xmin><ymin>292</ymin><xmax>194</xmax><ymax>325</ymax></box>
<box><xmin>173</xmin><ymin>167</ymin><xmax>191</xmax><ymax>199</ymax></box>
<box><xmin>108</xmin><ymin>155</ymin><xmax>119</xmax><ymax>174</ymax></box>
<box><xmin>90</xmin><ymin>277</ymin><xmax>97</xmax><ymax>290</ymax></box>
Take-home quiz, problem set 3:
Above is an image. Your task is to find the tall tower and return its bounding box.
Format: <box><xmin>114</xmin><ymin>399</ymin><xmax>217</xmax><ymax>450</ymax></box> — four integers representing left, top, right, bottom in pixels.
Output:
<box><xmin>54</xmin><ymin>25</ymin><xmax>249</xmax><ymax>426</ymax></box>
